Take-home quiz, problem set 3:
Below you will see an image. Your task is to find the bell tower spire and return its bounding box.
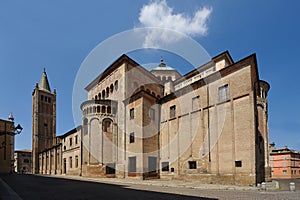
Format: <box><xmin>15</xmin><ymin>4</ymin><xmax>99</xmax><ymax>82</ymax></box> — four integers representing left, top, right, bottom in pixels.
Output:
<box><xmin>39</xmin><ymin>68</ymin><xmax>51</xmax><ymax>92</ymax></box>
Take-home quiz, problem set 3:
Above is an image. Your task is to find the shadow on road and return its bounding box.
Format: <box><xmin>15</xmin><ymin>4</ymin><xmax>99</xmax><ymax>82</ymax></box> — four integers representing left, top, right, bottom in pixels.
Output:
<box><xmin>0</xmin><ymin>174</ymin><xmax>217</xmax><ymax>200</ymax></box>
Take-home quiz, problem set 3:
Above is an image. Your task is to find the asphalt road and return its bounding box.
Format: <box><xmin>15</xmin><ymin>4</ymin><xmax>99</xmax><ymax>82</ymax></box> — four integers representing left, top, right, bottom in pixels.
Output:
<box><xmin>0</xmin><ymin>174</ymin><xmax>214</xmax><ymax>200</ymax></box>
<box><xmin>1</xmin><ymin>175</ymin><xmax>300</xmax><ymax>200</ymax></box>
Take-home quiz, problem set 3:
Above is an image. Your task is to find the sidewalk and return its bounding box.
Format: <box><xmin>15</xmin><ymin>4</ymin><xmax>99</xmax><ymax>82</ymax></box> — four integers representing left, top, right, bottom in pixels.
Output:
<box><xmin>41</xmin><ymin>174</ymin><xmax>274</xmax><ymax>191</ymax></box>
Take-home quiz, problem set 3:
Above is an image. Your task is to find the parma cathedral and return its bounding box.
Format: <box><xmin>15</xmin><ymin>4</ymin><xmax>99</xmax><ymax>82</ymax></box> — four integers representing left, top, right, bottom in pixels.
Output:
<box><xmin>32</xmin><ymin>51</ymin><xmax>271</xmax><ymax>185</ymax></box>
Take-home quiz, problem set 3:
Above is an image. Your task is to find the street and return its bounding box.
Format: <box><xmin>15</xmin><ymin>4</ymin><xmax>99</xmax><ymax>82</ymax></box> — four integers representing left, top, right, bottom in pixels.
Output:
<box><xmin>1</xmin><ymin>175</ymin><xmax>300</xmax><ymax>200</ymax></box>
<box><xmin>0</xmin><ymin>174</ymin><xmax>213</xmax><ymax>200</ymax></box>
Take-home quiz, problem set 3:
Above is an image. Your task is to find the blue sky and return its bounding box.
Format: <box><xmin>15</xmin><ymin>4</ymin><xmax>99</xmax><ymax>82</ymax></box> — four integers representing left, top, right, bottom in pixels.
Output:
<box><xmin>0</xmin><ymin>0</ymin><xmax>299</xmax><ymax>151</ymax></box>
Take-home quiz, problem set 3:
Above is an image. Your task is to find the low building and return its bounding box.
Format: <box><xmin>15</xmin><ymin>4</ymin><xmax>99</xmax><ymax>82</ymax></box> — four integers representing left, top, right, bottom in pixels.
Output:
<box><xmin>269</xmin><ymin>144</ymin><xmax>300</xmax><ymax>178</ymax></box>
<box><xmin>38</xmin><ymin>127</ymin><xmax>81</xmax><ymax>176</ymax></box>
<box><xmin>0</xmin><ymin>116</ymin><xmax>17</xmax><ymax>174</ymax></box>
<box><xmin>14</xmin><ymin>150</ymin><xmax>32</xmax><ymax>173</ymax></box>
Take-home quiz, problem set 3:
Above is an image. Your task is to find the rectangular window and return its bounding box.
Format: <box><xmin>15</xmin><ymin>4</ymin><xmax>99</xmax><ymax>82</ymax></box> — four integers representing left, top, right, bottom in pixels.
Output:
<box><xmin>75</xmin><ymin>156</ymin><xmax>78</xmax><ymax>168</ymax></box>
<box><xmin>69</xmin><ymin>138</ymin><xmax>72</xmax><ymax>146</ymax></box>
<box><xmin>170</xmin><ymin>105</ymin><xmax>176</xmax><ymax>118</ymax></box>
<box><xmin>106</xmin><ymin>163</ymin><xmax>116</xmax><ymax>174</ymax></box>
<box><xmin>192</xmin><ymin>96</ymin><xmax>200</xmax><ymax>111</ymax></box>
<box><xmin>148</xmin><ymin>157</ymin><xmax>157</xmax><ymax>173</ymax></box>
<box><xmin>283</xmin><ymin>170</ymin><xmax>287</xmax><ymax>175</ymax></box>
<box><xmin>161</xmin><ymin>162</ymin><xmax>169</xmax><ymax>172</ymax></box>
<box><xmin>128</xmin><ymin>156</ymin><xmax>136</xmax><ymax>173</ymax></box>
<box><xmin>130</xmin><ymin>108</ymin><xmax>134</xmax><ymax>120</ymax></box>
<box><xmin>75</xmin><ymin>135</ymin><xmax>78</xmax><ymax>145</ymax></box>
<box><xmin>283</xmin><ymin>155</ymin><xmax>286</xmax><ymax>160</ymax></box>
<box><xmin>189</xmin><ymin>161</ymin><xmax>197</xmax><ymax>169</ymax></box>
<box><xmin>282</xmin><ymin>162</ymin><xmax>286</xmax><ymax>167</ymax></box>
<box><xmin>69</xmin><ymin>157</ymin><xmax>72</xmax><ymax>168</ymax></box>
<box><xmin>218</xmin><ymin>84</ymin><xmax>229</xmax><ymax>102</ymax></box>
<box><xmin>129</xmin><ymin>132</ymin><xmax>135</xmax><ymax>143</ymax></box>
<box><xmin>149</xmin><ymin>108</ymin><xmax>155</xmax><ymax>121</ymax></box>
<box><xmin>235</xmin><ymin>160</ymin><xmax>242</xmax><ymax>167</ymax></box>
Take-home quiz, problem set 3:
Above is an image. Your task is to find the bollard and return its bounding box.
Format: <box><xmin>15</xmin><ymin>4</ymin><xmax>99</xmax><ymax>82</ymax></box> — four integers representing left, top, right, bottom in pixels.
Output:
<box><xmin>261</xmin><ymin>182</ymin><xmax>266</xmax><ymax>191</ymax></box>
<box><xmin>257</xmin><ymin>183</ymin><xmax>261</xmax><ymax>190</ymax></box>
<box><xmin>289</xmin><ymin>182</ymin><xmax>295</xmax><ymax>192</ymax></box>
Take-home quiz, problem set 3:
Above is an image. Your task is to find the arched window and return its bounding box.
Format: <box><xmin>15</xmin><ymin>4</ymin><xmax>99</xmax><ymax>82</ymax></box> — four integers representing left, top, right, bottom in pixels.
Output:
<box><xmin>98</xmin><ymin>93</ymin><xmax>101</xmax><ymax>100</ymax></box>
<box><xmin>102</xmin><ymin>118</ymin><xmax>112</xmax><ymax>132</ymax></box>
<box><xmin>107</xmin><ymin>106</ymin><xmax>111</xmax><ymax>114</ymax></box>
<box><xmin>93</xmin><ymin>106</ymin><xmax>96</xmax><ymax>113</ymax></box>
<box><xmin>102</xmin><ymin>90</ymin><xmax>105</xmax><ymax>99</ymax></box>
<box><xmin>97</xmin><ymin>106</ymin><xmax>100</xmax><ymax>113</ymax></box>
<box><xmin>162</xmin><ymin>76</ymin><xmax>166</xmax><ymax>82</ymax></box>
<box><xmin>89</xmin><ymin>107</ymin><xmax>92</xmax><ymax>114</ymax></box>
<box><xmin>95</xmin><ymin>95</ymin><xmax>98</xmax><ymax>100</ymax></box>
<box><xmin>152</xmin><ymin>92</ymin><xmax>156</xmax><ymax>96</ymax></box>
<box><xmin>168</xmin><ymin>76</ymin><xmax>172</xmax><ymax>81</ymax></box>
<box><xmin>102</xmin><ymin>106</ymin><xmax>106</xmax><ymax>113</ymax></box>
<box><xmin>110</xmin><ymin>84</ymin><xmax>114</xmax><ymax>93</ymax></box>
<box><xmin>114</xmin><ymin>80</ymin><xmax>118</xmax><ymax>91</ymax></box>
<box><xmin>106</xmin><ymin>87</ymin><xmax>109</xmax><ymax>98</ymax></box>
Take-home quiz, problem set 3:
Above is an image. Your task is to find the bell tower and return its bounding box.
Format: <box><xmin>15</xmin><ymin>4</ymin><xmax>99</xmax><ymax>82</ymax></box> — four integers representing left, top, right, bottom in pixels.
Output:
<box><xmin>32</xmin><ymin>69</ymin><xmax>56</xmax><ymax>174</ymax></box>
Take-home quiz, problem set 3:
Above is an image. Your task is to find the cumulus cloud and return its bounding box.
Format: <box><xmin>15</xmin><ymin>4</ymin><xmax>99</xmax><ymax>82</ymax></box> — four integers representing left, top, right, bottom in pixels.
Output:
<box><xmin>138</xmin><ymin>0</ymin><xmax>212</xmax><ymax>47</ymax></box>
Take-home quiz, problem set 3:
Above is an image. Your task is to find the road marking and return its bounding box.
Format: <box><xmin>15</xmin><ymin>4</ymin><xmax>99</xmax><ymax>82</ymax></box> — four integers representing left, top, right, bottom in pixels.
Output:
<box><xmin>0</xmin><ymin>178</ymin><xmax>22</xmax><ymax>200</ymax></box>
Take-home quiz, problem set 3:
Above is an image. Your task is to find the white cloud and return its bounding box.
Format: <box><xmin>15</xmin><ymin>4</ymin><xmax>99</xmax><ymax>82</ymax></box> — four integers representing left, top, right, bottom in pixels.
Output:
<box><xmin>138</xmin><ymin>0</ymin><xmax>212</xmax><ymax>47</ymax></box>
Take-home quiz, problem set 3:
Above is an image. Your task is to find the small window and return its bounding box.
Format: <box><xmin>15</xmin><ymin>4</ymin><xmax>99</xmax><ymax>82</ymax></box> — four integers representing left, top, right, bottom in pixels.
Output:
<box><xmin>162</xmin><ymin>162</ymin><xmax>169</xmax><ymax>172</ymax></box>
<box><xmin>149</xmin><ymin>108</ymin><xmax>155</xmax><ymax>121</ymax></box>
<box><xmin>107</xmin><ymin>106</ymin><xmax>111</xmax><ymax>114</ymax></box>
<box><xmin>75</xmin><ymin>135</ymin><xmax>78</xmax><ymax>145</ymax></box>
<box><xmin>218</xmin><ymin>84</ymin><xmax>229</xmax><ymax>102</ymax></box>
<box><xmin>283</xmin><ymin>170</ymin><xmax>287</xmax><ymax>175</ymax></box>
<box><xmin>69</xmin><ymin>157</ymin><xmax>72</xmax><ymax>168</ymax></box>
<box><xmin>24</xmin><ymin>159</ymin><xmax>29</xmax><ymax>163</ymax></box>
<box><xmin>63</xmin><ymin>146</ymin><xmax>66</xmax><ymax>150</ymax></box>
<box><xmin>69</xmin><ymin>138</ymin><xmax>72</xmax><ymax>146</ymax></box>
<box><xmin>235</xmin><ymin>160</ymin><xmax>242</xmax><ymax>167</ymax></box>
<box><xmin>171</xmin><ymin>168</ymin><xmax>174</xmax><ymax>172</ymax></box>
<box><xmin>192</xmin><ymin>96</ymin><xmax>200</xmax><ymax>111</ymax></box>
<box><xmin>282</xmin><ymin>162</ymin><xmax>286</xmax><ymax>167</ymax></box>
<box><xmin>283</xmin><ymin>155</ymin><xmax>287</xmax><ymax>160</ymax></box>
<box><xmin>170</xmin><ymin>105</ymin><xmax>176</xmax><ymax>118</ymax></box>
<box><xmin>128</xmin><ymin>156</ymin><xmax>136</xmax><ymax>173</ymax></box>
<box><xmin>41</xmin><ymin>95</ymin><xmax>44</xmax><ymax>101</ymax></box>
<box><xmin>110</xmin><ymin>84</ymin><xmax>114</xmax><ymax>93</ymax></box>
<box><xmin>75</xmin><ymin>156</ymin><xmax>78</xmax><ymax>168</ymax></box>
<box><xmin>106</xmin><ymin>163</ymin><xmax>116</xmax><ymax>174</ymax></box>
<box><xmin>130</xmin><ymin>108</ymin><xmax>134</xmax><ymax>120</ymax></box>
<box><xmin>48</xmin><ymin>97</ymin><xmax>51</xmax><ymax>103</ymax></box>
<box><xmin>130</xmin><ymin>132</ymin><xmax>135</xmax><ymax>143</ymax></box>
<box><xmin>102</xmin><ymin>90</ymin><xmax>106</xmax><ymax>99</ymax></box>
<box><xmin>106</xmin><ymin>87</ymin><xmax>109</xmax><ymax>98</ymax></box>
<box><xmin>189</xmin><ymin>161</ymin><xmax>197</xmax><ymax>169</ymax></box>
<box><xmin>114</xmin><ymin>80</ymin><xmax>118</xmax><ymax>91</ymax></box>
